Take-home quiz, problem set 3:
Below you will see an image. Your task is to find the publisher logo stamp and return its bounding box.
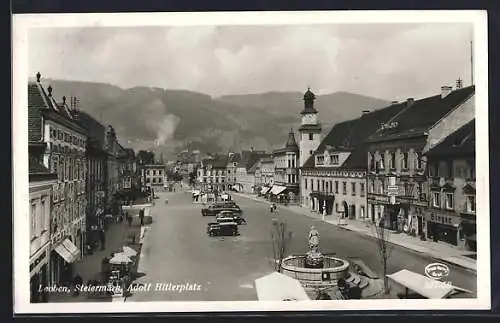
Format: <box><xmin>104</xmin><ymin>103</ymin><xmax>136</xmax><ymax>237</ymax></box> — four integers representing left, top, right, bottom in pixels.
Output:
<box><xmin>425</xmin><ymin>262</ymin><xmax>450</xmax><ymax>280</ymax></box>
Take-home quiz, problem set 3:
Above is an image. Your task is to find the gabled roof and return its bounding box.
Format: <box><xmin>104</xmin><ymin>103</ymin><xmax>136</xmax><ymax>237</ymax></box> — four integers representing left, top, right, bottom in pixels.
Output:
<box><xmin>213</xmin><ymin>154</ymin><xmax>229</xmax><ymax>168</ymax></box>
<box><xmin>302</xmin><ymin>102</ymin><xmax>408</xmax><ymax>169</ymax></box>
<box><xmin>238</xmin><ymin>151</ymin><xmax>270</xmax><ymax>171</ymax></box>
<box><xmin>425</xmin><ymin>119</ymin><xmax>475</xmax><ymax>157</ymax></box>
<box><xmin>29</xmin><ymin>80</ymin><xmax>87</xmax><ymax>136</ymax></box>
<box><xmin>76</xmin><ymin>111</ymin><xmax>106</xmax><ymax>147</ymax></box>
<box><xmin>368</xmin><ymin>86</ymin><xmax>475</xmax><ymax>142</ymax></box>
<box><xmin>228</xmin><ymin>153</ymin><xmax>241</xmax><ymax>164</ymax></box>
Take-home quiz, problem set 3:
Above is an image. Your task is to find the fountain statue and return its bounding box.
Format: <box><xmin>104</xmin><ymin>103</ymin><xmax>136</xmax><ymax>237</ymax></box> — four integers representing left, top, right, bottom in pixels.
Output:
<box><xmin>305</xmin><ymin>226</ymin><xmax>324</xmax><ymax>268</ymax></box>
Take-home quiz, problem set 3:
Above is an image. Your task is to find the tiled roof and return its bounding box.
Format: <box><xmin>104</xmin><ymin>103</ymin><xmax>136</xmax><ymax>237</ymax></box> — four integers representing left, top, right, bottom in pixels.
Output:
<box><xmin>29</xmin><ymin>80</ymin><xmax>87</xmax><ymax>136</ymax></box>
<box><xmin>213</xmin><ymin>154</ymin><xmax>229</xmax><ymax>168</ymax></box>
<box><xmin>302</xmin><ymin>101</ymin><xmax>408</xmax><ymax>169</ymax></box>
<box><xmin>425</xmin><ymin>119</ymin><xmax>475</xmax><ymax>157</ymax></box>
<box><xmin>368</xmin><ymin>86</ymin><xmax>475</xmax><ymax>142</ymax></box>
<box><xmin>76</xmin><ymin>111</ymin><xmax>106</xmax><ymax>146</ymax></box>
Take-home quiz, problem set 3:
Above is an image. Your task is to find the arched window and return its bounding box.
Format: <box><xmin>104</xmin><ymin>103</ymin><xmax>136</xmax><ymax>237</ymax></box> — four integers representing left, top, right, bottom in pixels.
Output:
<box><xmin>390</xmin><ymin>152</ymin><xmax>396</xmax><ymax>169</ymax></box>
<box><xmin>401</xmin><ymin>152</ymin><xmax>409</xmax><ymax>169</ymax></box>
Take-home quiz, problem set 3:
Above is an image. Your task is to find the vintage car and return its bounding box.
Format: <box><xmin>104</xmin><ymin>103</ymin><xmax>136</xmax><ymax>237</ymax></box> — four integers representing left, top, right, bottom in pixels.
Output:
<box><xmin>202</xmin><ymin>204</ymin><xmax>242</xmax><ymax>216</ymax></box>
<box><xmin>207</xmin><ymin>222</ymin><xmax>239</xmax><ymax>236</ymax></box>
<box><xmin>216</xmin><ymin>211</ymin><xmax>247</xmax><ymax>225</ymax></box>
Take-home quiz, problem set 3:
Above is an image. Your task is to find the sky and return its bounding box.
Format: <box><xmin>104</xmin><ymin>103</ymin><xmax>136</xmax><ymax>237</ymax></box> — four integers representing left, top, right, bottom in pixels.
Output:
<box><xmin>28</xmin><ymin>23</ymin><xmax>474</xmax><ymax>101</ymax></box>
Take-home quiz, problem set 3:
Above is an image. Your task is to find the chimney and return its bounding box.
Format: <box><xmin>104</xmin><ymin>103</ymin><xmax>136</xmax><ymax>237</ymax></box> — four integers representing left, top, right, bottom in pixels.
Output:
<box><xmin>62</xmin><ymin>96</ymin><xmax>66</xmax><ymax>105</ymax></box>
<box><xmin>36</xmin><ymin>72</ymin><xmax>41</xmax><ymax>83</ymax></box>
<box><xmin>406</xmin><ymin>98</ymin><xmax>414</xmax><ymax>106</ymax></box>
<box><xmin>441</xmin><ymin>85</ymin><xmax>453</xmax><ymax>98</ymax></box>
<box><xmin>391</xmin><ymin>101</ymin><xmax>398</xmax><ymax>105</ymax></box>
<box><xmin>456</xmin><ymin>78</ymin><xmax>463</xmax><ymax>89</ymax></box>
<box><xmin>47</xmin><ymin>85</ymin><xmax>53</xmax><ymax>97</ymax></box>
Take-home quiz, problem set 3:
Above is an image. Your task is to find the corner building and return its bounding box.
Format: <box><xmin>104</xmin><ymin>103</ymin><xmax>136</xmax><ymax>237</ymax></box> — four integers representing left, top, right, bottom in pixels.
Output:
<box><xmin>366</xmin><ymin>84</ymin><xmax>475</xmax><ymax>234</ymax></box>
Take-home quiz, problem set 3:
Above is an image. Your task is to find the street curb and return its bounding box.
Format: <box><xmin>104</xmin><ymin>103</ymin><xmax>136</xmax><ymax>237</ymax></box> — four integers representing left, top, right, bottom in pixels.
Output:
<box><xmin>235</xmin><ymin>193</ymin><xmax>477</xmax><ymax>273</ymax></box>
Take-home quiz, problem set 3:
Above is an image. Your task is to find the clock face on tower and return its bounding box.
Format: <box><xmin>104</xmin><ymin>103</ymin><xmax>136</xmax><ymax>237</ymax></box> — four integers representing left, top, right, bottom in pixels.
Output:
<box><xmin>302</xmin><ymin>114</ymin><xmax>317</xmax><ymax>125</ymax></box>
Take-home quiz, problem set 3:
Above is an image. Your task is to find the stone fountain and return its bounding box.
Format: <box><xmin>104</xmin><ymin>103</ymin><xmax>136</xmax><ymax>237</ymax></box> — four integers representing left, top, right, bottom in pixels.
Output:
<box><xmin>280</xmin><ymin>226</ymin><xmax>367</xmax><ymax>297</ymax></box>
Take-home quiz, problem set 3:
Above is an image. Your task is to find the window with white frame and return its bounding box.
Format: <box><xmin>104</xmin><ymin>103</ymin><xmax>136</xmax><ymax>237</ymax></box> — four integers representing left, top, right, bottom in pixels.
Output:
<box><xmin>379</xmin><ymin>155</ymin><xmax>385</xmax><ymax>169</ymax></box>
<box><xmin>401</xmin><ymin>152</ymin><xmax>408</xmax><ymax>169</ymax></box>
<box><xmin>351</xmin><ymin>182</ymin><xmax>356</xmax><ymax>196</ymax></box>
<box><xmin>445</xmin><ymin>193</ymin><xmax>454</xmax><ymax>209</ymax></box>
<box><xmin>342</xmin><ymin>182</ymin><xmax>347</xmax><ymax>195</ymax></box>
<box><xmin>465</xmin><ymin>195</ymin><xmax>476</xmax><ymax>212</ymax></box>
<box><xmin>390</xmin><ymin>152</ymin><xmax>396</xmax><ymax>169</ymax></box>
<box><xmin>31</xmin><ymin>202</ymin><xmax>37</xmax><ymax>239</ymax></box>
<box><xmin>316</xmin><ymin>156</ymin><xmax>324</xmax><ymax>165</ymax></box>
<box><xmin>331</xmin><ymin>154</ymin><xmax>339</xmax><ymax>165</ymax></box>
<box><xmin>304</xmin><ymin>178</ymin><xmax>308</xmax><ymax>190</ymax></box>
<box><xmin>360</xmin><ymin>183</ymin><xmax>365</xmax><ymax>196</ymax></box>
<box><xmin>432</xmin><ymin>192</ymin><xmax>440</xmax><ymax>207</ymax></box>
<box><xmin>335</xmin><ymin>181</ymin><xmax>339</xmax><ymax>193</ymax></box>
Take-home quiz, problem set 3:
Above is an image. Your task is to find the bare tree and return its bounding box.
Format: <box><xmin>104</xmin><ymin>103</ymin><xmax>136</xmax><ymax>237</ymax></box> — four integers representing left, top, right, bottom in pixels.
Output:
<box><xmin>270</xmin><ymin>218</ymin><xmax>293</xmax><ymax>272</ymax></box>
<box><xmin>373</xmin><ymin>217</ymin><xmax>393</xmax><ymax>295</ymax></box>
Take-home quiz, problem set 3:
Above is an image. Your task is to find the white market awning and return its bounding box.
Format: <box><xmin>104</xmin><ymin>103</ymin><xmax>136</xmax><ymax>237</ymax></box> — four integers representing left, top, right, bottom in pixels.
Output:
<box><xmin>255</xmin><ymin>272</ymin><xmax>310</xmax><ymax>301</ymax></box>
<box><xmin>54</xmin><ymin>239</ymin><xmax>80</xmax><ymax>263</ymax></box>
<box><xmin>261</xmin><ymin>187</ymin><xmax>270</xmax><ymax>195</ymax></box>
<box><xmin>122</xmin><ymin>245</ymin><xmax>138</xmax><ymax>257</ymax></box>
<box><xmin>109</xmin><ymin>253</ymin><xmax>133</xmax><ymax>265</ymax></box>
<box><xmin>387</xmin><ymin>269</ymin><xmax>469</xmax><ymax>299</ymax></box>
<box><xmin>221</xmin><ymin>194</ymin><xmax>229</xmax><ymax>200</ymax></box>
<box><xmin>270</xmin><ymin>185</ymin><xmax>287</xmax><ymax>195</ymax></box>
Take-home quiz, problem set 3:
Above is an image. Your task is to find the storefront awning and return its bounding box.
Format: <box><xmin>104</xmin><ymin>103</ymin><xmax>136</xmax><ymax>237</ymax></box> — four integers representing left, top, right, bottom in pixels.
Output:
<box><xmin>270</xmin><ymin>185</ymin><xmax>287</xmax><ymax>195</ymax></box>
<box><xmin>54</xmin><ymin>239</ymin><xmax>80</xmax><ymax>263</ymax></box>
<box><xmin>261</xmin><ymin>187</ymin><xmax>270</xmax><ymax>195</ymax></box>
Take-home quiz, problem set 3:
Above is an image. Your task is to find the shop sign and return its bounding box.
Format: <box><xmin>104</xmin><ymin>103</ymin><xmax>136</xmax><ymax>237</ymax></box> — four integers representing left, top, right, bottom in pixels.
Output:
<box><xmin>425</xmin><ymin>213</ymin><xmax>461</xmax><ymax>226</ymax></box>
<box><xmin>30</xmin><ymin>250</ymin><xmax>47</xmax><ymax>273</ymax></box>
<box><xmin>368</xmin><ymin>195</ymin><xmax>390</xmax><ymax>204</ymax></box>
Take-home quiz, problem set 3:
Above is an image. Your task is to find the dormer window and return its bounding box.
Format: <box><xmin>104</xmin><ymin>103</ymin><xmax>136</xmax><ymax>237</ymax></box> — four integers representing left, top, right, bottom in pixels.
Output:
<box><xmin>330</xmin><ymin>154</ymin><xmax>339</xmax><ymax>165</ymax></box>
<box><xmin>316</xmin><ymin>155</ymin><xmax>324</xmax><ymax>165</ymax></box>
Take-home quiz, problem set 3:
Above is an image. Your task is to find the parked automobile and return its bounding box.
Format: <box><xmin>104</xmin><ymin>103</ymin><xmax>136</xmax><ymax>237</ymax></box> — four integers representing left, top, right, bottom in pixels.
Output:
<box><xmin>216</xmin><ymin>211</ymin><xmax>247</xmax><ymax>225</ymax></box>
<box><xmin>207</xmin><ymin>222</ymin><xmax>239</xmax><ymax>236</ymax></box>
<box><xmin>202</xmin><ymin>204</ymin><xmax>242</xmax><ymax>216</ymax></box>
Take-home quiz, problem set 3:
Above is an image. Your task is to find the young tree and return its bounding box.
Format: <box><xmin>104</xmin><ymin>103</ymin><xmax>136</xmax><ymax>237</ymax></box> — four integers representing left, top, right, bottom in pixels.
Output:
<box><xmin>270</xmin><ymin>218</ymin><xmax>293</xmax><ymax>272</ymax></box>
<box><xmin>373</xmin><ymin>216</ymin><xmax>393</xmax><ymax>294</ymax></box>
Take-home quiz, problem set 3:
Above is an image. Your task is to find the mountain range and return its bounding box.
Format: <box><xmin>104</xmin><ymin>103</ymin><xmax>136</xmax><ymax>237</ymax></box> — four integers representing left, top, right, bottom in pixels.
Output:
<box><xmin>37</xmin><ymin>78</ymin><xmax>390</xmax><ymax>159</ymax></box>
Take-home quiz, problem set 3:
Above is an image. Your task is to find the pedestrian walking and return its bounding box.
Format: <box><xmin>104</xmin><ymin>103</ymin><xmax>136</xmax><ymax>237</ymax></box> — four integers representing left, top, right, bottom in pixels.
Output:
<box><xmin>100</xmin><ymin>229</ymin><xmax>106</xmax><ymax>250</ymax></box>
<box><xmin>139</xmin><ymin>208</ymin><xmax>145</xmax><ymax>226</ymax></box>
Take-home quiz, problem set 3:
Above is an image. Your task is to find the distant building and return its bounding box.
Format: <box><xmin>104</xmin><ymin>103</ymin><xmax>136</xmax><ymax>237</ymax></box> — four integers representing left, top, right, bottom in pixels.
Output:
<box><xmin>142</xmin><ymin>164</ymin><xmax>166</xmax><ymax>191</ymax></box>
<box><xmin>271</xmin><ymin>129</ymin><xmax>299</xmax><ymax>203</ymax></box>
<box><xmin>235</xmin><ymin>149</ymin><xmax>269</xmax><ymax>193</ymax></box>
<box><xmin>254</xmin><ymin>157</ymin><xmax>275</xmax><ymax>191</ymax></box>
<box><xmin>424</xmin><ymin>120</ymin><xmax>476</xmax><ymax>250</ymax></box>
<box><xmin>366</xmin><ymin>84</ymin><xmax>475</xmax><ymax>234</ymax></box>
<box><xmin>197</xmin><ymin>155</ymin><xmax>229</xmax><ymax>191</ymax></box>
<box><xmin>225</xmin><ymin>152</ymin><xmax>241</xmax><ymax>190</ymax></box>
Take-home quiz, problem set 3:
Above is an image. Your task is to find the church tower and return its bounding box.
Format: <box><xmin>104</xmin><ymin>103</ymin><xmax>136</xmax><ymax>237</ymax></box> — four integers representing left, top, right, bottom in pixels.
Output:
<box><xmin>298</xmin><ymin>88</ymin><xmax>322</xmax><ymax>167</ymax></box>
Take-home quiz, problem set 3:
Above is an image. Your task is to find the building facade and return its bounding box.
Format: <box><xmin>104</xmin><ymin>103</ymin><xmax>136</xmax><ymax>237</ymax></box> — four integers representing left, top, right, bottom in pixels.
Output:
<box><xmin>77</xmin><ymin>111</ymin><xmax>107</xmax><ymax>230</ymax></box>
<box><xmin>271</xmin><ymin>130</ymin><xmax>299</xmax><ymax>203</ymax></box>
<box><xmin>143</xmin><ymin>164</ymin><xmax>166</xmax><ymax>191</ymax></box>
<box><xmin>225</xmin><ymin>153</ymin><xmax>241</xmax><ymax>190</ymax></box>
<box><xmin>197</xmin><ymin>155</ymin><xmax>228</xmax><ymax>192</ymax></box>
<box><xmin>425</xmin><ymin>120</ymin><xmax>476</xmax><ymax>250</ymax></box>
<box><xmin>29</xmin><ymin>74</ymin><xmax>88</xmax><ymax>285</ymax></box>
<box><xmin>366</xmin><ymin>84</ymin><xmax>475</xmax><ymax>235</ymax></box>
<box><xmin>29</xmin><ymin>142</ymin><xmax>57</xmax><ymax>303</ymax></box>
<box><xmin>300</xmin><ymin>102</ymin><xmax>407</xmax><ymax>219</ymax></box>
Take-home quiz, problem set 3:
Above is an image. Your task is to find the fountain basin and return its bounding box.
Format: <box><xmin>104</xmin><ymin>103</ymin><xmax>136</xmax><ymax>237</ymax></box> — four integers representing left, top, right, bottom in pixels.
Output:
<box><xmin>281</xmin><ymin>255</ymin><xmax>350</xmax><ymax>289</ymax></box>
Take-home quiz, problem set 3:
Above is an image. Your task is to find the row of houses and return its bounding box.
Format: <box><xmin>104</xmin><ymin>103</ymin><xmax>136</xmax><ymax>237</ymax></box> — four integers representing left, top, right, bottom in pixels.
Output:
<box><xmin>28</xmin><ymin>73</ymin><xmax>135</xmax><ymax>302</ymax></box>
<box><xmin>193</xmin><ymin>82</ymin><xmax>477</xmax><ymax>251</ymax></box>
